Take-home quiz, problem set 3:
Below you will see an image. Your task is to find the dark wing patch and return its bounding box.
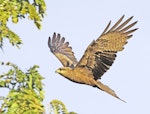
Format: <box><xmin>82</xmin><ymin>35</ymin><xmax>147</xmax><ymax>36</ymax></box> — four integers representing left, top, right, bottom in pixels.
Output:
<box><xmin>76</xmin><ymin>15</ymin><xmax>138</xmax><ymax>80</ymax></box>
<box><xmin>48</xmin><ymin>33</ymin><xmax>77</xmax><ymax>67</ymax></box>
<box><xmin>93</xmin><ymin>51</ymin><xmax>116</xmax><ymax>80</ymax></box>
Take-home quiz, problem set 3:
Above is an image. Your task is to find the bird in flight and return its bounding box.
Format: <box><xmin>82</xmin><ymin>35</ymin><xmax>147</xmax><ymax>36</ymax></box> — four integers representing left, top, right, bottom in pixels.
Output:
<box><xmin>48</xmin><ymin>15</ymin><xmax>137</xmax><ymax>102</ymax></box>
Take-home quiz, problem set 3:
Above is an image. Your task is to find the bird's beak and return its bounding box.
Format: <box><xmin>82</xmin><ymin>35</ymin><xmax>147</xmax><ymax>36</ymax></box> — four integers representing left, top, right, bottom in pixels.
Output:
<box><xmin>55</xmin><ymin>69</ymin><xmax>59</xmax><ymax>73</ymax></box>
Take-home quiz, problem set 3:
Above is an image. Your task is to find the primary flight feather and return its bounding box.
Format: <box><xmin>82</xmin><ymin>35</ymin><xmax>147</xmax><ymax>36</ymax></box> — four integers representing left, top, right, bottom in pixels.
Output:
<box><xmin>48</xmin><ymin>15</ymin><xmax>138</xmax><ymax>102</ymax></box>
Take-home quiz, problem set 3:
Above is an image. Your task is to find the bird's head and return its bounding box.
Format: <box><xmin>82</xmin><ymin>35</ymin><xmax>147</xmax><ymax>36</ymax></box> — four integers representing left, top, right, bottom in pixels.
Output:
<box><xmin>55</xmin><ymin>67</ymin><xmax>73</xmax><ymax>76</ymax></box>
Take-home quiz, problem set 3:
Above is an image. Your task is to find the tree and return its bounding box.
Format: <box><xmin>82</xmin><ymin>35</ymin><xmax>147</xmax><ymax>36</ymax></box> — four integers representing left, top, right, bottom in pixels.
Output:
<box><xmin>0</xmin><ymin>62</ymin><xmax>45</xmax><ymax>114</ymax></box>
<box><xmin>0</xmin><ymin>0</ymin><xmax>46</xmax><ymax>48</ymax></box>
<box><xmin>0</xmin><ymin>0</ymin><xmax>76</xmax><ymax>114</ymax></box>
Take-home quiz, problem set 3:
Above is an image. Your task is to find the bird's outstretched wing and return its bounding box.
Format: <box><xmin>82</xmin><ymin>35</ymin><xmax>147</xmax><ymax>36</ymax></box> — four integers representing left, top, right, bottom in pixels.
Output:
<box><xmin>48</xmin><ymin>33</ymin><xmax>77</xmax><ymax>67</ymax></box>
<box><xmin>76</xmin><ymin>15</ymin><xmax>138</xmax><ymax>80</ymax></box>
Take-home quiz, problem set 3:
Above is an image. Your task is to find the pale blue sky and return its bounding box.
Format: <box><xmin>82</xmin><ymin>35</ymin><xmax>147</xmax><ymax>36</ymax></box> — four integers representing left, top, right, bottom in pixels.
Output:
<box><xmin>1</xmin><ymin>0</ymin><xmax>150</xmax><ymax>114</ymax></box>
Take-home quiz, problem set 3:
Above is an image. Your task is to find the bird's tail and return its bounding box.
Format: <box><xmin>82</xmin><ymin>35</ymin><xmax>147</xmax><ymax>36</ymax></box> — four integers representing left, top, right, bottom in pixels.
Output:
<box><xmin>96</xmin><ymin>80</ymin><xmax>126</xmax><ymax>102</ymax></box>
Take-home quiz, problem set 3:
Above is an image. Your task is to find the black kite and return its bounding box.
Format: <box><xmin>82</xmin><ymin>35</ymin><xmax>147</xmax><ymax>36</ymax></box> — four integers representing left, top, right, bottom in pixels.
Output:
<box><xmin>48</xmin><ymin>15</ymin><xmax>138</xmax><ymax>102</ymax></box>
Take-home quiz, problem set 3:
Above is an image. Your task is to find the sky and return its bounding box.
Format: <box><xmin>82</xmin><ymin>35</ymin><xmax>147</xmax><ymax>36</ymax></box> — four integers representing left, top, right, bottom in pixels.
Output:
<box><xmin>0</xmin><ymin>0</ymin><xmax>150</xmax><ymax>114</ymax></box>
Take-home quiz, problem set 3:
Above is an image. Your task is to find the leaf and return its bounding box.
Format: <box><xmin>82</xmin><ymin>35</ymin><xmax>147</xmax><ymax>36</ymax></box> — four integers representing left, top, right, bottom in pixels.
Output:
<box><xmin>0</xmin><ymin>0</ymin><xmax>46</xmax><ymax>48</ymax></box>
<box><xmin>0</xmin><ymin>62</ymin><xmax>45</xmax><ymax>113</ymax></box>
<box><xmin>50</xmin><ymin>99</ymin><xmax>77</xmax><ymax>114</ymax></box>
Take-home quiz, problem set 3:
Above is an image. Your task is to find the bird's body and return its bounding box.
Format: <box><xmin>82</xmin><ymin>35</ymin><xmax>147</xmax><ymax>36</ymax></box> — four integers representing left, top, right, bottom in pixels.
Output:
<box><xmin>56</xmin><ymin>66</ymin><xmax>126</xmax><ymax>102</ymax></box>
<box><xmin>48</xmin><ymin>15</ymin><xmax>138</xmax><ymax>102</ymax></box>
<box><xmin>56</xmin><ymin>67</ymin><xmax>94</xmax><ymax>85</ymax></box>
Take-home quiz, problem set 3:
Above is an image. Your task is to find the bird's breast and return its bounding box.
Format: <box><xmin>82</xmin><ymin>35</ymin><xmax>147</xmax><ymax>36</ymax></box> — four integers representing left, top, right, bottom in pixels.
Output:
<box><xmin>63</xmin><ymin>68</ymin><xmax>96</xmax><ymax>86</ymax></box>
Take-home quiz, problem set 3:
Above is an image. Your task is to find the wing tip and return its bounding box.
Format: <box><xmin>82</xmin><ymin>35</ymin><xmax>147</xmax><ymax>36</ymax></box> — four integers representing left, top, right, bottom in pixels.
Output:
<box><xmin>121</xmin><ymin>14</ymin><xmax>125</xmax><ymax>19</ymax></box>
<box><xmin>53</xmin><ymin>32</ymin><xmax>56</xmax><ymax>38</ymax></box>
<box><xmin>48</xmin><ymin>36</ymin><xmax>51</xmax><ymax>49</ymax></box>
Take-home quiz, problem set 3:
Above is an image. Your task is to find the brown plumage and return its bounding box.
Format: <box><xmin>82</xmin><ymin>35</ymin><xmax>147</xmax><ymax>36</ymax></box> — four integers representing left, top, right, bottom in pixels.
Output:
<box><xmin>48</xmin><ymin>15</ymin><xmax>138</xmax><ymax>102</ymax></box>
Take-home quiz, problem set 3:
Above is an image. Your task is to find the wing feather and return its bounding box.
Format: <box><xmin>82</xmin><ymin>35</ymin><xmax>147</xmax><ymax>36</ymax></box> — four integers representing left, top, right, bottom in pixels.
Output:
<box><xmin>76</xmin><ymin>15</ymin><xmax>138</xmax><ymax>80</ymax></box>
<box><xmin>114</xmin><ymin>16</ymin><xmax>133</xmax><ymax>31</ymax></box>
<box><xmin>120</xmin><ymin>21</ymin><xmax>137</xmax><ymax>32</ymax></box>
<box><xmin>101</xmin><ymin>21</ymin><xmax>111</xmax><ymax>35</ymax></box>
<box><xmin>107</xmin><ymin>15</ymin><xmax>125</xmax><ymax>32</ymax></box>
<box><xmin>48</xmin><ymin>33</ymin><xmax>77</xmax><ymax>67</ymax></box>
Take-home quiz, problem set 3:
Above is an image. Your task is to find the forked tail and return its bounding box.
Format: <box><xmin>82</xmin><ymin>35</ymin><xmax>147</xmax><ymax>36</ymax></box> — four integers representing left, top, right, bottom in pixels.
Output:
<box><xmin>96</xmin><ymin>81</ymin><xmax>126</xmax><ymax>102</ymax></box>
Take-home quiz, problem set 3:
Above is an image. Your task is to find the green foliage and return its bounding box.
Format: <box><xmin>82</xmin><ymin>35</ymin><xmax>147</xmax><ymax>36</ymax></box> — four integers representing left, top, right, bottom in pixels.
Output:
<box><xmin>0</xmin><ymin>1</ymin><xmax>77</xmax><ymax>114</ymax></box>
<box><xmin>50</xmin><ymin>99</ymin><xmax>77</xmax><ymax>114</ymax></box>
<box><xmin>0</xmin><ymin>62</ymin><xmax>45</xmax><ymax>114</ymax></box>
<box><xmin>0</xmin><ymin>0</ymin><xmax>46</xmax><ymax>48</ymax></box>
<box><xmin>0</xmin><ymin>62</ymin><xmax>77</xmax><ymax>114</ymax></box>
